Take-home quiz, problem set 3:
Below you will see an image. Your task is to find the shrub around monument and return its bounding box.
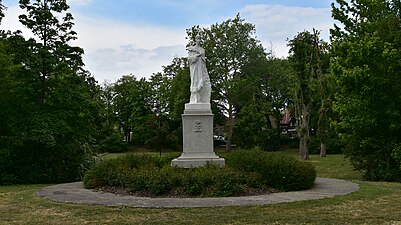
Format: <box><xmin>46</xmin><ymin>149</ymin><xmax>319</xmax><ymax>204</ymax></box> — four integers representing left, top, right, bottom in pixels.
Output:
<box><xmin>83</xmin><ymin>151</ymin><xmax>316</xmax><ymax>197</ymax></box>
<box><xmin>225</xmin><ymin>150</ymin><xmax>316</xmax><ymax>191</ymax></box>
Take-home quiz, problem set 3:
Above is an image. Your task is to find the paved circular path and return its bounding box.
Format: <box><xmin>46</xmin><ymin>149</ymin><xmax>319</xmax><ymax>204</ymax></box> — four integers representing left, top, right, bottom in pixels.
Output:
<box><xmin>37</xmin><ymin>178</ymin><xmax>359</xmax><ymax>208</ymax></box>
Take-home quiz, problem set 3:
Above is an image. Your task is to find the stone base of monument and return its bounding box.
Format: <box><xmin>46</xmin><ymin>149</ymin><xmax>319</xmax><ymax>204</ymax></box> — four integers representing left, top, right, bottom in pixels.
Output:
<box><xmin>171</xmin><ymin>103</ymin><xmax>225</xmax><ymax>168</ymax></box>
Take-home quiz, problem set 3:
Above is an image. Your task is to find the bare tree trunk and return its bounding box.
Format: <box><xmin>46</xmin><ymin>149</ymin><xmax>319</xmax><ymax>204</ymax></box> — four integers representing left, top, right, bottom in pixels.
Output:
<box><xmin>299</xmin><ymin>135</ymin><xmax>309</xmax><ymax>160</ymax></box>
<box><xmin>269</xmin><ymin>114</ymin><xmax>281</xmax><ymax>149</ymax></box>
<box><xmin>226</xmin><ymin>103</ymin><xmax>234</xmax><ymax>152</ymax></box>
<box><xmin>269</xmin><ymin>115</ymin><xmax>278</xmax><ymax>129</ymax></box>
<box><xmin>320</xmin><ymin>142</ymin><xmax>327</xmax><ymax>157</ymax></box>
<box><xmin>299</xmin><ymin>103</ymin><xmax>310</xmax><ymax>160</ymax></box>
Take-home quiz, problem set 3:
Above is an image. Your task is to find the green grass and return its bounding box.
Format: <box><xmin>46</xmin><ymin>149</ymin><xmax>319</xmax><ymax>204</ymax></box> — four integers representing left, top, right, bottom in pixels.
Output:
<box><xmin>1</xmin><ymin>152</ymin><xmax>401</xmax><ymax>224</ymax></box>
<box><xmin>309</xmin><ymin>154</ymin><xmax>363</xmax><ymax>180</ymax></box>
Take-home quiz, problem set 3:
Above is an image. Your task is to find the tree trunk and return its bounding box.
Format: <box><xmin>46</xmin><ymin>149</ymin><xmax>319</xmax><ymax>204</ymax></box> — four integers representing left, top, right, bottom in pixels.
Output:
<box><xmin>299</xmin><ymin>103</ymin><xmax>310</xmax><ymax>160</ymax></box>
<box><xmin>226</xmin><ymin>103</ymin><xmax>234</xmax><ymax>152</ymax></box>
<box><xmin>124</xmin><ymin>127</ymin><xmax>131</xmax><ymax>142</ymax></box>
<box><xmin>320</xmin><ymin>142</ymin><xmax>327</xmax><ymax>157</ymax></box>
<box><xmin>269</xmin><ymin>114</ymin><xmax>281</xmax><ymax>149</ymax></box>
<box><xmin>313</xmin><ymin>29</ymin><xmax>329</xmax><ymax>159</ymax></box>
<box><xmin>268</xmin><ymin>115</ymin><xmax>278</xmax><ymax>129</ymax></box>
<box><xmin>299</xmin><ymin>135</ymin><xmax>309</xmax><ymax>160</ymax></box>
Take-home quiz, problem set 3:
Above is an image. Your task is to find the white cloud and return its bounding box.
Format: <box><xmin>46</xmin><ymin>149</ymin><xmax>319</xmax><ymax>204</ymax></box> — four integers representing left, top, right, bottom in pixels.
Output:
<box><xmin>67</xmin><ymin>0</ymin><xmax>93</xmax><ymax>6</ymax></box>
<box><xmin>71</xmin><ymin>13</ymin><xmax>188</xmax><ymax>81</ymax></box>
<box><xmin>84</xmin><ymin>44</ymin><xmax>186</xmax><ymax>82</ymax></box>
<box><xmin>1</xmin><ymin>5</ymin><xmax>33</xmax><ymax>38</ymax></box>
<box><xmin>240</xmin><ymin>4</ymin><xmax>333</xmax><ymax>57</ymax></box>
<box><xmin>72</xmin><ymin>13</ymin><xmax>187</xmax><ymax>50</ymax></box>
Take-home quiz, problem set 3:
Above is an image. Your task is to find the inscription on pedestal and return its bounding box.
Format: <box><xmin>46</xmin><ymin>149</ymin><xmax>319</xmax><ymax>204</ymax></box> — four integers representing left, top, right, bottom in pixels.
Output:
<box><xmin>171</xmin><ymin>105</ymin><xmax>225</xmax><ymax>168</ymax></box>
<box><xmin>194</xmin><ymin>120</ymin><xmax>202</xmax><ymax>132</ymax></box>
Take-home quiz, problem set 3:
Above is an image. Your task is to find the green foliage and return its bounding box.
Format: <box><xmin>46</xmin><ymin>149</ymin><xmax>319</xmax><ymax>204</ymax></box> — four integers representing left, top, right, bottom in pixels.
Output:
<box><xmin>232</xmin><ymin>57</ymin><xmax>291</xmax><ymax>151</ymax></box>
<box><xmin>112</xmin><ymin>75</ymin><xmax>152</xmax><ymax>144</ymax></box>
<box><xmin>0</xmin><ymin>1</ymin><xmax>99</xmax><ymax>184</ymax></box>
<box><xmin>18</xmin><ymin>0</ymin><xmax>83</xmax><ymax>73</ymax></box>
<box><xmin>163</xmin><ymin>57</ymin><xmax>190</xmax><ymax>123</ymax></box>
<box><xmin>95</xmin><ymin>57</ymin><xmax>190</xmax><ymax>152</ymax></box>
<box><xmin>331</xmin><ymin>0</ymin><xmax>401</xmax><ymax>181</ymax></box>
<box><xmin>287</xmin><ymin>30</ymin><xmax>331</xmax><ymax>159</ymax></box>
<box><xmin>98</xmin><ymin>131</ymin><xmax>127</xmax><ymax>153</ymax></box>
<box><xmin>226</xmin><ymin>150</ymin><xmax>316</xmax><ymax>191</ymax></box>
<box><xmin>392</xmin><ymin>144</ymin><xmax>401</xmax><ymax>171</ymax></box>
<box><xmin>84</xmin><ymin>151</ymin><xmax>316</xmax><ymax>196</ymax></box>
<box><xmin>233</xmin><ymin>104</ymin><xmax>280</xmax><ymax>151</ymax></box>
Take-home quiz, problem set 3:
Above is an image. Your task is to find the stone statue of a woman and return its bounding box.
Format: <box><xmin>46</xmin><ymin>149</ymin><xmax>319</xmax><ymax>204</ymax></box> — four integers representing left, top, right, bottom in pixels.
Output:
<box><xmin>187</xmin><ymin>34</ymin><xmax>211</xmax><ymax>104</ymax></box>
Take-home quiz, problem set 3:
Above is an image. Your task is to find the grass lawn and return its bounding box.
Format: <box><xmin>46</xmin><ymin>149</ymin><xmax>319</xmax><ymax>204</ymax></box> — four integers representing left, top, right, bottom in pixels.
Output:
<box><xmin>1</xmin><ymin>153</ymin><xmax>401</xmax><ymax>225</ymax></box>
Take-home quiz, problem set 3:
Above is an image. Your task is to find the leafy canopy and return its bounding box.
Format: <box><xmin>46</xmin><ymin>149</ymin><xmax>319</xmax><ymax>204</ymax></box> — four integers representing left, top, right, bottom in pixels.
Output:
<box><xmin>331</xmin><ymin>0</ymin><xmax>401</xmax><ymax>181</ymax></box>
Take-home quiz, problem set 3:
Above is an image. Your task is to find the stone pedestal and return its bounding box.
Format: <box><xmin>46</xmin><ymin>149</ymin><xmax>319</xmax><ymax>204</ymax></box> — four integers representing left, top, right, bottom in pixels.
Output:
<box><xmin>171</xmin><ymin>103</ymin><xmax>225</xmax><ymax>168</ymax></box>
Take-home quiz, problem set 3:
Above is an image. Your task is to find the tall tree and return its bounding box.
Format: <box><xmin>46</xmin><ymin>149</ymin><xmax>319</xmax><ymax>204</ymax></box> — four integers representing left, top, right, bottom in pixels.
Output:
<box><xmin>187</xmin><ymin>14</ymin><xmax>267</xmax><ymax>151</ymax></box>
<box><xmin>148</xmin><ymin>72</ymin><xmax>172</xmax><ymax>153</ymax></box>
<box><xmin>331</xmin><ymin>0</ymin><xmax>401</xmax><ymax>181</ymax></box>
<box><xmin>159</xmin><ymin>57</ymin><xmax>191</xmax><ymax>150</ymax></box>
<box><xmin>96</xmin><ymin>81</ymin><xmax>128</xmax><ymax>153</ymax></box>
<box><xmin>0</xmin><ymin>0</ymin><xmax>99</xmax><ymax>184</ymax></box>
<box><xmin>310</xmin><ymin>29</ymin><xmax>331</xmax><ymax>157</ymax></box>
<box><xmin>288</xmin><ymin>31</ymin><xmax>320</xmax><ymax>160</ymax></box>
<box><xmin>18</xmin><ymin>0</ymin><xmax>84</xmax><ymax>104</ymax></box>
<box><xmin>162</xmin><ymin>57</ymin><xmax>190</xmax><ymax>123</ymax></box>
<box><xmin>233</xmin><ymin>56</ymin><xmax>292</xmax><ymax>151</ymax></box>
<box><xmin>113</xmin><ymin>75</ymin><xmax>152</xmax><ymax>144</ymax></box>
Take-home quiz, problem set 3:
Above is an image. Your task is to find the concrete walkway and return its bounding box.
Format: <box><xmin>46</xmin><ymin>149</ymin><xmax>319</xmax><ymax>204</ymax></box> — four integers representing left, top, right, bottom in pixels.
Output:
<box><xmin>37</xmin><ymin>178</ymin><xmax>359</xmax><ymax>208</ymax></box>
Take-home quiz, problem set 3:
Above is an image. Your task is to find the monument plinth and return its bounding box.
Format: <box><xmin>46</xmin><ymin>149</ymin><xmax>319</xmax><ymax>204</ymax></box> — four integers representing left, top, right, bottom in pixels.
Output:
<box><xmin>172</xmin><ymin>34</ymin><xmax>225</xmax><ymax>168</ymax></box>
<box><xmin>171</xmin><ymin>104</ymin><xmax>225</xmax><ymax>168</ymax></box>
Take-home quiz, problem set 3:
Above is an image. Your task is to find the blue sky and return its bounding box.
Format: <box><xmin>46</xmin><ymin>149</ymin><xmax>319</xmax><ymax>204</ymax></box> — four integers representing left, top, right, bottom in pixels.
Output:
<box><xmin>1</xmin><ymin>0</ymin><xmax>335</xmax><ymax>82</ymax></box>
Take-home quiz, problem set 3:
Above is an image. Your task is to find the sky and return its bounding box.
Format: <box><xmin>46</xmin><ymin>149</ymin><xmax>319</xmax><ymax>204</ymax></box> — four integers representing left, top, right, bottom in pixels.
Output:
<box><xmin>1</xmin><ymin>0</ymin><xmax>335</xmax><ymax>83</ymax></box>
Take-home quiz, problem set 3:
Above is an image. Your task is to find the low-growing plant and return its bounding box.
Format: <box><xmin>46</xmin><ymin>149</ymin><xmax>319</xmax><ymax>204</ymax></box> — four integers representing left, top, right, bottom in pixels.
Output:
<box><xmin>225</xmin><ymin>149</ymin><xmax>316</xmax><ymax>191</ymax></box>
<box><xmin>83</xmin><ymin>150</ymin><xmax>316</xmax><ymax>197</ymax></box>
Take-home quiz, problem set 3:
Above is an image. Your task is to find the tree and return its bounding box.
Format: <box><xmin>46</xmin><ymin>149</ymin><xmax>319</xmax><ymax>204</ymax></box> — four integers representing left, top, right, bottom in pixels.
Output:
<box><xmin>288</xmin><ymin>31</ymin><xmax>328</xmax><ymax>160</ymax></box>
<box><xmin>331</xmin><ymin>0</ymin><xmax>401</xmax><ymax>181</ymax></box>
<box><xmin>187</xmin><ymin>14</ymin><xmax>267</xmax><ymax>151</ymax></box>
<box><xmin>147</xmin><ymin>72</ymin><xmax>173</xmax><ymax>153</ymax></box>
<box><xmin>158</xmin><ymin>57</ymin><xmax>191</xmax><ymax>150</ymax></box>
<box><xmin>112</xmin><ymin>75</ymin><xmax>152</xmax><ymax>144</ymax></box>
<box><xmin>96</xmin><ymin>81</ymin><xmax>127</xmax><ymax>153</ymax></box>
<box><xmin>310</xmin><ymin>29</ymin><xmax>331</xmax><ymax>157</ymax></box>
<box><xmin>257</xmin><ymin>56</ymin><xmax>293</xmax><ymax>150</ymax></box>
<box><xmin>0</xmin><ymin>35</ymin><xmax>21</xmax><ymax>184</ymax></box>
<box><xmin>162</xmin><ymin>57</ymin><xmax>190</xmax><ymax>123</ymax></box>
<box><xmin>233</xmin><ymin>56</ymin><xmax>292</xmax><ymax>151</ymax></box>
<box><xmin>18</xmin><ymin>0</ymin><xmax>84</xmax><ymax>104</ymax></box>
<box><xmin>0</xmin><ymin>0</ymin><xmax>99</xmax><ymax>184</ymax></box>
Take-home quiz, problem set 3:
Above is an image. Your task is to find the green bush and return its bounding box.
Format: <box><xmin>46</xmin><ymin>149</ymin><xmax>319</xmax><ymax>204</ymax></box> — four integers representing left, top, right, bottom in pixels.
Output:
<box><xmin>83</xmin><ymin>150</ymin><xmax>316</xmax><ymax>197</ymax></box>
<box><xmin>0</xmin><ymin>139</ymin><xmax>97</xmax><ymax>184</ymax></box>
<box><xmin>225</xmin><ymin>150</ymin><xmax>316</xmax><ymax>191</ymax></box>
